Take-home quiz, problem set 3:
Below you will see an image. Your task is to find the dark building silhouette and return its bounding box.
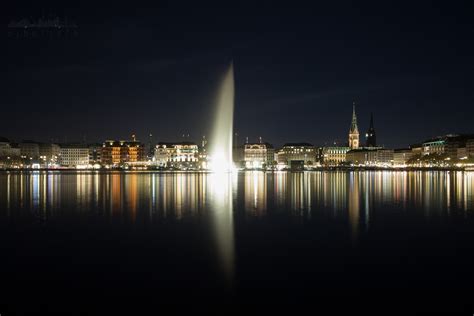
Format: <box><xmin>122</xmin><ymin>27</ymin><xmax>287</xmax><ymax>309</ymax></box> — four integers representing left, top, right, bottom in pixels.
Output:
<box><xmin>365</xmin><ymin>113</ymin><xmax>377</xmax><ymax>147</ymax></box>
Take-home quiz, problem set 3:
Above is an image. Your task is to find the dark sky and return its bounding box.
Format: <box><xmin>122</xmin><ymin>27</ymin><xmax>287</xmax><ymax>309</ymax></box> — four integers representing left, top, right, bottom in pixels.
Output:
<box><xmin>3</xmin><ymin>1</ymin><xmax>474</xmax><ymax>148</ymax></box>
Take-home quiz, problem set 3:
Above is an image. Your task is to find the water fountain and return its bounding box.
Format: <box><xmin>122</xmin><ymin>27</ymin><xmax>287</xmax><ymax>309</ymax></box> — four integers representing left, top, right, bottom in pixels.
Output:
<box><xmin>209</xmin><ymin>62</ymin><xmax>235</xmax><ymax>172</ymax></box>
<box><xmin>208</xmin><ymin>61</ymin><xmax>236</xmax><ymax>283</ymax></box>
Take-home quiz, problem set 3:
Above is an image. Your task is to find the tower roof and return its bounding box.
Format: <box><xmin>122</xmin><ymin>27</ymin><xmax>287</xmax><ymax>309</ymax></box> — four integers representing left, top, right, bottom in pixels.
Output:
<box><xmin>366</xmin><ymin>112</ymin><xmax>377</xmax><ymax>147</ymax></box>
<box><xmin>367</xmin><ymin>112</ymin><xmax>375</xmax><ymax>133</ymax></box>
<box><xmin>349</xmin><ymin>102</ymin><xmax>359</xmax><ymax>133</ymax></box>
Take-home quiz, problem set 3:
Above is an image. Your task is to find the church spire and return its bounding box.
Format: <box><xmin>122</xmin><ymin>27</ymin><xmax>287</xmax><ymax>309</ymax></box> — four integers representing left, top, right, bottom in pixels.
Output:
<box><xmin>348</xmin><ymin>101</ymin><xmax>360</xmax><ymax>149</ymax></box>
<box><xmin>350</xmin><ymin>101</ymin><xmax>359</xmax><ymax>133</ymax></box>
<box><xmin>366</xmin><ymin>112</ymin><xmax>377</xmax><ymax>147</ymax></box>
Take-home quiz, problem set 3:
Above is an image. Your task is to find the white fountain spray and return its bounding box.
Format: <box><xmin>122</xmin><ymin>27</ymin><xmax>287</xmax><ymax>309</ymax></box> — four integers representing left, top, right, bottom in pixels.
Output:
<box><xmin>208</xmin><ymin>61</ymin><xmax>236</xmax><ymax>283</ymax></box>
<box><xmin>209</xmin><ymin>62</ymin><xmax>234</xmax><ymax>172</ymax></box>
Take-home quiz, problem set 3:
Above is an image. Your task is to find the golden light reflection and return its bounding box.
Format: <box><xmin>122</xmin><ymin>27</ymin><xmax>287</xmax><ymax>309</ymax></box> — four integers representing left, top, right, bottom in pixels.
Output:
<box><xmin>0</xmin><ymin>171</ymin><xmax>473</xmax><ymax>227</ymax></box>
<box><xmin>208</xmin><ymin>172</ymin><xmax>236</xmax><ymax>284</ymax></box>
<box><xmin>125</xmin><ymin>173</ymin><xmax>138</xmax><ymax>222</ymax></box>
<box><xmin>244</xmin><ymin>171</ymin><xmax>267</xmax><ymax>216</ymax></box>
<box><xmin>348</xmin><ymin>172</ymin><xmax>360</xmax><ymax>243</ymax></box>
<box><xmin>111</xmin><ymin>173</ymin><xmax>122</xmax><ymax>217</ymax></box>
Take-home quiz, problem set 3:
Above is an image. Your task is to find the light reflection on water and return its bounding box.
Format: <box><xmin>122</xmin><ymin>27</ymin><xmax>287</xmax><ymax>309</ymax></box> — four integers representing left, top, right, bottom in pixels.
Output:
<box><xmin>1</xmin><ymin>170</ymin><xmax>473</xmax><ymax>254</ymax></box>
<box><xmin>1</xmin><ymin>171</ymin><xmax>474</xmax><ymax>221</ymax></box>
<box><xmin>1</xmin><ymin>170</ymin><xmax>473</xmax><ymax>313</ymax></box>
<box><xmin>209</xmin><ymin>172</ymin><xmax>236</xmax><ymax>283</ymax></box>
<box><xmin>0</xmin><ymin>171</ymin><xmax>474</xmax><ymax>306</ymax></box>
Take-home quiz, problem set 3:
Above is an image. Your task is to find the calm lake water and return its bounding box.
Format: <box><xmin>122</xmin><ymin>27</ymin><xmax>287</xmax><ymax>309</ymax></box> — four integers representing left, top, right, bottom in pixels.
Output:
<box><xmin>0</xmin><ymin>171</ymin><xmax>473</xmax><ymax>314</ymax></box>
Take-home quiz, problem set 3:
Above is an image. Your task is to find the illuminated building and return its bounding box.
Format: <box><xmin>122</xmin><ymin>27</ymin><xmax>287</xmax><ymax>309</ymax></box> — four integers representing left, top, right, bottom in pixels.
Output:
<box><xmin>457</xmin><ymin>147</ymin><xmax>468</xmax><ymax>159</ymax></box>
<box><xmin>59</xmin><ymin>144</ymin><xmax>90</xmax><ymax>167</ymax></box>
<box><xmin>19</xmin><ymin>141</ymin><xmax>40</xmax><ymax>160</ymax></box>
<box><xmin>276</xmin><ymin>143</ymin><xmax>316</xmax><ymax>167</ymax></box>
<box><xmin>147</xmin><ymin>133</ymin><xmax>155</xmax><ymax>160</ymax></box>
<box><xmin>376</xmin><ymin>149</ymin><xmax>394</xmax><ymax>165</ymax></box>
<box><xmin>198</xmin><ymin>136</ymin><xmax>209</xmax><ymax>169</ymax></box>
<box><xmin>39</xmin><ymin>143</ymin><xmax>60</xmax><ymax>166</ymax></box>
<box><xmin>348</xmin><ymin>102</ymin><xmax>360</xmax><ymax>150</ymax></box>
<box><xmin>0</xmin><ymin>137</ymin><xmax>21</xmax><ymax>167</ymax></box>
<box><xmin>365</xmin><ymin>113</ymin><xmax>376</xmax><ymax>147</ymax></box>
<box><xmin>244</xmin><ymin>140</ymin><xmax>274</xmax><ymax>169</ymax></box>
<box><xmin>467</xmin><ymin>139</ymin><xmax>474</xmax><ymax>158</ymax></box>
<box><xmin>101</xmin><ymin>139</ymin><xmax>145</xmax><ymax>166</ymax></box>
<box><xmin>346</xmin><ymin>148</ymin><xmax>394</xmax><ymax>166</ymax></box>
<box><xmin>0</xmin><ymin>137</ymin><xmax>20</xmax><ymax>158</ymax></box>
<box><xmin>422</xmin><ymin>134</ymin><xmax>474</xmax><ymax>158</ymax></box>
<box><xmin>422</xmin><ymin>138</ymin><xmax>446</xmax><ymax>156</ymax></box>
<box><xmin>393</xmin><ymin>148</ymin><xmax>414</xmax><ymax>166</ymax></box>
<box><xmin>154</xmin><ymin>142</ymin><xmax>199</xmax><ymax>169</ymax></box>
<box><xmin>321</xmin><ymin>146</ymin><xmax>350</xmax><ymax>165</ymax></box>
<box><xmin>346</xmin><ymin>148</ymin><xmax>377</xmax><ymax>165</ymax></box>
<box><xmin>88</xmin><ymin>144</ymin><xmax>102</xmax><ymax>165</ymax></box>
<box><xmin>410</xmin><ymin>143</ymin><xmax>423</xmax><ymax>155</ymax></box>
<box><xmin>444</xmin><ymin>134</ymin><xmax>474</xmax><ymax>159</ymax></box>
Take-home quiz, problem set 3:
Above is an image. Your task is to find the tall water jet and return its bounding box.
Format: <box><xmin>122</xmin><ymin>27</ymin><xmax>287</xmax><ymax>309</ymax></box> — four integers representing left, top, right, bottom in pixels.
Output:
<box><xmin>208</xmin><ymin>62</ymin><xmax>236</xmax><ymax>284</ymax></box>
<box><xmin>209</xmin><ymin>62</ymin><xmax>235</xmax><ymax>172</ymax></box>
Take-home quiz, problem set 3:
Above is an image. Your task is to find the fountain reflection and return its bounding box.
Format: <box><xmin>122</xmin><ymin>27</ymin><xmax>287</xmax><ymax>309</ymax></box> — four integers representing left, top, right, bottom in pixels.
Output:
<box><xmin>208</xmin><ymin>172</ymin><xmax>236</xmax><ymax>283</ymax></box>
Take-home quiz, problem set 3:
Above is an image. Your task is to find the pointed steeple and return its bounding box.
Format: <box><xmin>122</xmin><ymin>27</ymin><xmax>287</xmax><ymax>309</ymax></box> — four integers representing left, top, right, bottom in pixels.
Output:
<box><xmin>348</xmin><ymin>101</ymin><xmax>360</xmax><ymax>149</ymax></box>
<box><xmin>366</xmin><ymin>112</ymin><xmax>377</xmax><ymax>147</ymax></box>
<box><xmin>350</xmin><ymin>101</ymin><xmax>359</xmax><ymax>133</ymax></box>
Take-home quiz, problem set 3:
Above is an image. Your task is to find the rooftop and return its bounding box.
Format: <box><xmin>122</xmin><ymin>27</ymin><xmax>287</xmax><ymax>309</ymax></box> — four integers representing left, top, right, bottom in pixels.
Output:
<box><xmin>157</xmin><ymin>141</ymin><xmax>197</xmax><ymax>146</ymax></box>
<box><xmin>282</xmin><ymin>142</ymin><xmax>314</xmax><ymax>147</ymax></box>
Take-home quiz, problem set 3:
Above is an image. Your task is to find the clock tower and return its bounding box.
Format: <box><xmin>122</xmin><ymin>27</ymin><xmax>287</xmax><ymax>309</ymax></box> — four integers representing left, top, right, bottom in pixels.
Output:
<box><xmin>348</xmin><ymin>102</ymin><xmax>359</xmax><ymax>150</ymax></box>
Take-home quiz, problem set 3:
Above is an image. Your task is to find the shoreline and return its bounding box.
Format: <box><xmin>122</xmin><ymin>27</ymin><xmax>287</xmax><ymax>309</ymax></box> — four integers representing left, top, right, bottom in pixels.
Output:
<box><xmin>0</xmin><ymin>167</ymin><xmax>471</xmax><ymax>173</ymax></box>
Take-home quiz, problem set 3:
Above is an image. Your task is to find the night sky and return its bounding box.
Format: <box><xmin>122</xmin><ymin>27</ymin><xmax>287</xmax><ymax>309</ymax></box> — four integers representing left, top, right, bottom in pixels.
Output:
<box><xmin>3</xmin><ymin>1</ymin><xmax>474</xmax><ymax>148</ymax></box>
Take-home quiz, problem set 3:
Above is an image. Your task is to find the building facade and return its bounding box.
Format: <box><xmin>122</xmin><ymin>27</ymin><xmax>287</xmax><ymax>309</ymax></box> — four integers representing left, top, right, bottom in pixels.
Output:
<box><xmin>346</xmin><ymin>148</ymin><xmax>393</xmax><ymax>166</ymax></box>
<box><xmin>39</xmin><ymin>143</ymin><xmax>60</xmax><ymax>166</ymax></box>
<box><xmin>154</xmin><ymin>142</ymin><xmax>199</xmax><ymax>169</ymax></box>
<box><xmin>376</xmin><ymin>149</ymin><xmax>394</xmax><ymax>165</ymax></box>
<box><xmin>346</xmin><ymin>149</ymin><xmax>378</xmax><ymax>165</ymax></box>
<box><xmin>422</xmin><ymin>139</ymin><xmax>446</xmax><ymax>156</ymax></box>
<box><xmin>422</xmin><ymin>134</ymin><xmax>474</xmax><ymax>159</ymax></box>
<box><xmin>19</xmin><ymin>141</ymin><xmax>40</xmax><ymax>160</ymax></box>
<box><xmin>457</xmin><ymin>147</ymin><xmax>468</xmax><ymax>159</ymax></box>
<box><xmin>101</xmin><ymin>140</ymin><xmax>146</xmax><ymax>166</ymax></box>
<box><xmin>60</xmin><ymin>144</ymin><xmax>90</xmax><ymax>167</ymax></box>
<box><xmin>467</xmin><ymin>139</ymin><xmax>474</xmax><ymax>158</ymax></box>
<box><xmin>276</xmin><ymin>143</ymin><xmax>316</xmax><ymax>167</ymax></box>
<box><xmin>393</xmin><ymin>149</ymin><xmax>414</xmax><ymax>166</ymax></box>
<box><xmin>0</xmin><ymin>137</ymin><xmax>21</xmax><ymax>167</ymax></box>
<box><xmin>244</xmin><ymin>142</ymin><xmax>274</xmax><ymax>169</ymax></box>
<box><xmin>88</xmin><ymin>144</ymin><xmax>102</xmax><ymax>166</ymax></box>
<box><xmin>321</xmin><ymin>146</ymin><xmax>350</xmax><ymax>165</ymax></box>
<box><xmin>0</xmin><ymin>137</ymin><xmax>20</xmax><ymax>158</ymax></box>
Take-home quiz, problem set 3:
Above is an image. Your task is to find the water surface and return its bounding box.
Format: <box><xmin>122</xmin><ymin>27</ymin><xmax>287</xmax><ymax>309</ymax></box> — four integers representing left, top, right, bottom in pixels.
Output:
<box><xmin>0</xmin><ymin>171</ymin><xmax>473</xmax><ymax>314</ymax></box>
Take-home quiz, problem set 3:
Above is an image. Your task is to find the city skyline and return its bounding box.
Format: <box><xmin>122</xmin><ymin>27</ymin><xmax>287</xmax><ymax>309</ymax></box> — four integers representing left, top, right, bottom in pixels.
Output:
<box><xmin>0</xmin><ymin>103</ymin><xmax>470</xmax><ymax>149</ymax></box>
<box><xmin>4</xmin><ymin>2</ymin><xmax>474</xmax><ymax>148</ymax></box>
